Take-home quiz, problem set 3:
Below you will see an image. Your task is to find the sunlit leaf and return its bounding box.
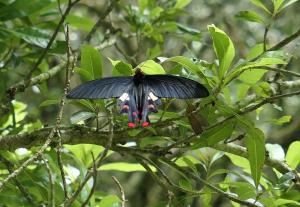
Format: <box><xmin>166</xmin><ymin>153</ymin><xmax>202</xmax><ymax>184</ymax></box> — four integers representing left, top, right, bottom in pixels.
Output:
<box><xmin>166</xmin><ymin>56</ymin><xmax>208</xmax><ymax>83</ymax></box>
<box><xmin>97</xmin><ymin>195</ymin><xmax>120</xmax><ymax>207</ymax></box>
<box><xmin>208</xmin><ymin>24</ymin><xmax>235</xmax><ymax>80</ymax></box>
<box><xmin>174</xmin><ymin>0</ymin><xmax>192</xmax><ymax>9</ymax></box>
<box><xmin>286</xmin><ymin>141</ymin><xmax>300</xmax><ymax>169</ymax></box>
<box><xmin>99</xmin><ymin>162</ymin><xmax>156</xmax><ymax>172</ymax></box>
<box><xmin>138</xmin><ymin>60</ymin><xmax>165</xmax><ymax>74</ymax></box>
<box><xmin>81</xmin><ymin>45</ymin><xmax>103</xmax><ymax>80</ymax></box>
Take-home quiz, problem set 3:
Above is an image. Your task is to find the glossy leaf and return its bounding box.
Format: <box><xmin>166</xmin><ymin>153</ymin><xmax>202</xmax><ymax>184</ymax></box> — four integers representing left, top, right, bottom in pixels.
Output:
<box><xmin>139</xmin><ymin>60</ymin><xmax>165</xmax><ymax>74</ymax></box>
<box><xmin>192</xmin><ymin>121</ymin><xmax>235</xmax><ymax>149</ymax></box>
<box><xmin>245</xmin><ymin>128</ymin><xmax>265</xmax><ymax>187</ymax></box>
<box><xmin>166</xmin><ymin>56</ymin><xmax>208</xmax><ymax>83</ymax></box>
<box><xmin>286</xmin><ymin>141</ymin><xmax>300</xmax><ymax>169</ymax></box>
<box><xmin>208</xmin><ymin>25</ymin><xmax>235</xmax><ymax>80</ymax></box>
<box><xmin>81</xmin><ymin>45</ymin><xmax>103</xmax><ymax>80</ymax></box>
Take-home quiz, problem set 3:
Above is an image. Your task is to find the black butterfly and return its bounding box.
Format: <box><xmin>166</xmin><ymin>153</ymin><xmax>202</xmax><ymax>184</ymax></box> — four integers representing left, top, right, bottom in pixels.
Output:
<box><xmin>67</xmin><ymin>69</ymin><xmax>209</xmax><ymax>127</ymax></box>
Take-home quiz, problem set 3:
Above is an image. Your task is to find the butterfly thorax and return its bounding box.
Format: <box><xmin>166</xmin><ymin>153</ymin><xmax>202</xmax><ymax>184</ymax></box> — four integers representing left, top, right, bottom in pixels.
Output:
<box><xmin>133</xmin><ymin>68</ymin><xmax>144</xmax><ymax>86</ymax></box>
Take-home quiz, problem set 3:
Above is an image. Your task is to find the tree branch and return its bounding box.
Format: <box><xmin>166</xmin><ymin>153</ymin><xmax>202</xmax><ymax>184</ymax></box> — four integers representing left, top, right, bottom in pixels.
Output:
<box><xmin>24</xmin><ymin>0</ymin><xmax>80</xmax><ymax>84</ymax></box>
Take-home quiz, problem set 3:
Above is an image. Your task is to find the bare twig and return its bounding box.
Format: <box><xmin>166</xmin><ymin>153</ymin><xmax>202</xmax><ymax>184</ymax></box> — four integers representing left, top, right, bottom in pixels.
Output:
<box><xmin>0</xmin><ymin>40</ymin><xmax>76</xmax><ymax>193</ymax></box>
<box><xmin>160</xmin><ymin>157</ymin><xmax>261</xmax><ymax>207</ymax></box>
<box><xmin>81</xmin><ymin>153</ymin><xmax>98</xmax><ymax>207</ymax></box>
<box><xmin>269</xmin><ymin>27</ymin><xmax>300</xmax><ymax>51</ymax></box>
<box><xmin>112</xmin><ymin>176</ymin><xmax>126</xmax><ymax>207</ymax></box>
<box><xmin>85</xmin><ymin>0</ymin><xmax>119</xmax><ymax>42</ymax></box>
<box><xmin>23</xmin><ymin>0</ymin><xmax>80</xmax><ymax>86</ymax></box>
<box><xmin>64</xmin><ymin>114</ymin><xmax>114</xmax><ymax>207</ymax></box>
<box><xmin>42</xmin><ymin>156</ymin><xmax>55</xmax><ymax>207</ymax></box>
<box><xmin>56</xmin><ymin>24</ymin><xmax>73</xmax><ymax>200</ymax></box>
<box><xmin>0</xmin><ymin>156</ymin><xmax>34</xmax><ymax>204</ymax></box>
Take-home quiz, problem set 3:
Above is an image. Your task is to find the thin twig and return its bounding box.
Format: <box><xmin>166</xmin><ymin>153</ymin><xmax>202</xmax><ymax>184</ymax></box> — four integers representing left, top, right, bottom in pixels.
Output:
<box><xmin>263</xmin><ymin>23</ymin><xmax>271</xmax><ymax>52</ymax></box>
<box><xmin>0</xmin><ymin>38</ymin><xmax>75</xmax><ymax>193</ymax></box>
<box><xmin>269</xmin><ymin>27</ymin><xmax>300</xmax><ymax>51</ymax></box>
<box><xmin>24</xmin><ymin>0</ymin><xmax>80</xmax><ymax>86</ymax></box>
<box><xmin>81</xmin><ymin>153</ymin><xmax>98</xmax><ymax>207</ymax></box>
<box><xmin>56</xmin><ymin>23</ymin><xmax>72</xmax><ymax>200</ymax></box>
<box><xmin>42</xmin><ymin>156</ymin><xmax>55</xmax><ymax>207</ymax></box>
<box><xmin>85</xmin><ymin>0</ymin><xmax>119</xmax><ymax>42</ymax></box>
<box><xmin>64</xmin><ymin>113</ymin><xmax>114</xmax><ymax>207</ymax></box>
<box><xmin>160</xmin><ymin>157</ymin><xmax>261</xmax><ymax>207</ymax></box>
<box><xmin>112</xmin><ymin>176</ymin><xmax>126</xmax><ymax>207</ymax></box>
<box><xmin>0</xmin><ymin>156</ymin><xmax>34</xmax><ymax>204</ymax></box>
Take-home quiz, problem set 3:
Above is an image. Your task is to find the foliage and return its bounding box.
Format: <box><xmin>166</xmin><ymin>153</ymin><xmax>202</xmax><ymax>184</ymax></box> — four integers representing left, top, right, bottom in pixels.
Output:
<box><xmin>0</xmin><ymin>0</ymin><xmax>300</xmax><ymax>206</ymax></box>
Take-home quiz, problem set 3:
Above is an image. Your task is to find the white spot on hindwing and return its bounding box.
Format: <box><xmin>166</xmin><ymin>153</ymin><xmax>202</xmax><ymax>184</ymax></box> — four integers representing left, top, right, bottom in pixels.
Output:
<box><xmin>148</xmin><ymin>92</ymin><xmax>158</xmax><ymax>101</ymax></box>
<box><xmin>119</xmin><ymin>93</ymin><xmax>129</xmax><ymax>101</ymax></box>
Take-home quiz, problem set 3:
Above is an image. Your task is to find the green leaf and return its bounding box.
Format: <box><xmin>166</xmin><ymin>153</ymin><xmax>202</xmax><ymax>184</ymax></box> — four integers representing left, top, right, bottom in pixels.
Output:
<box><xmin>97</xmin><ymin>195</ymin><xmax>120</xmax><ymax>207</ymax></box>
<box><xmin>208</xmin><ymin>25</ymin><xmax>235</xmax><ymax>80</ymax></box>
<box><xmin>268</xmin><ymin>115</ymin><xmax>292</xmax><ymax>125</ymax></box>
<box><xmin>225</xmin><ymin>57</ymin><xmax>287</xmax><ymax>85</ymax></box>
<box><xmin>179</xmin><ymin>179</ymin><xmax>193</xmax><ymax>191</ymax></box>
<box><xmin>166</xmin><ymin>56</ymin><xmax>208</xmax><ymax>83</ymax></box>
<box><xmin>250</xmin><ymin>0</ymin><xmax>271</xmax><ymax>14</ymax></box>
<box><xmin>239</xmin><ymin>69</ymin><xmax>267</xmax><ymax>84</ymax></box>
<box><xmin>138</xmin><ymin>60</ymin><xmax>165</xmax><ymax>74</ymax></box>
<box><xmin>109</xmin><ymin>58</ymin><xmax>133</xmax><ymax>76</ymax></box>
<box><xmin>182</xmin><ymin>156</ymin><xmax>198</xmax><ymax>174</ymax></box>
<box><xmin>278</xmin><ymin>0</ymin><xmax>300</xmax><ymax>12</ymax></box>
<box><xmin>39</xmin><ymin>99</ymin><xmax>59</xmax><ymax>107</ymax></box>
<box><xmin>273</xmin><ymin>0</ymin><xmax>285</xmax><ymax>14</ymax></box>
<box><xmin>277</xmin><ymin>172</ymin><xmax>296</xmax><ymax>188</ymax></box>
<box><xmin>138</xmin><ymin>0</ymin><xmax>148</xmax><ymax>12</ymax></box>
<box><xmin>0</xmin><ymin>0</ymin><xmax>52</xmax><ymax>21</ymax></box>
<box><xmin>81</xmin><ymin>45</ymin><xmax>103</xmax><ymax>80</ymax></box>
<box><xmin>70</xmin><ymin>111</ymin><xmax>96</xmax><ymax>124</ymax></box>
<box><xmin>254</xmin><ymin>57</ymin><xmax>287</xmax><ymax>65</ymax></box>
<box><xmin>192</xmin><ymin>121</ymin><xmax>235</xmax><ymax>149</ymax></box>
<box><xmin>235</xmin><ymin>10</ymin><xmax>265</xmax><ymax>24</ymax></box>
<box><xmin>64</xmin><ymin>144</ymin><xmax>106</xmax><ymax>166</ymax></box>
<box><xmin>74</xmin><ymin>67</ymin><xmax>94</xmax><ymax>81</ymax></box>
<box><xmin>99</xmin><ymin>162</ymin><xmax>156</xmax><ymax>172</ymax></box>
<box><xmin>174</xmin><ymin>0</ymin><xmax>192</xmax><ymax>9</ymax></box>
<box><xmin>66</xmin><ymin>15</ymin><xmax>96</xmax><ymax>32</ymax></box>
<box><xmin>275</xmin><ymin>199</ymin><xmax>300</xmax><ymax>206</ymax></box>
<box><xmin>231</xmin><ymin>182</ymin><xmax>256</xmax><ymax>200</ymax></box>
<box><xmin>177</xmin><ymin>23</ymin><xmax>202</xmax><ymax>35</ymax></box>
<box><xmin>70</xmin><ymin>99</ymin><xmax>95</xmax><ymax>112</ymax></box>
<box><xmin>5</xmin><ymin>27</ymin><xmax>51</xmax><ymax>48</ymax></box>
<box><xmin>245</xmin><ymin>128</ymin><xmax>265</xmax><ymax>187</ymax></box>
<box><xmin>246</xmin><ymin>43</ymin><xmax>264</xmax><ymax>60</ymax></box>
<box><xmin>286</xmin><ymin>141</ymin><xmax>300</xmax><ymax>169</ymax></box>
<box><xmin>226</xmin><ymin>153</ymin><xmax>250</xmax><ymax>171</ymax></box>
<box><xmin>237</xmin><ymin>84</ymin><xmax>251</xmax><ymax>101</ymax></box>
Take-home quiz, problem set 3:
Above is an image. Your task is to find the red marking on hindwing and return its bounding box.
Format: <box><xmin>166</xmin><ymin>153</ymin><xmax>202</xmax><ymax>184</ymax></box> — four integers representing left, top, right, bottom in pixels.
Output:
<box><xmin>141</xmin><ymin>122</ymin><xmax>150</xmax><ymax>127</ymax></box>
<box><xmin>128</xmin><ymin>122</ymin><xmax>136</xmax><ymax>128</ymax></box>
